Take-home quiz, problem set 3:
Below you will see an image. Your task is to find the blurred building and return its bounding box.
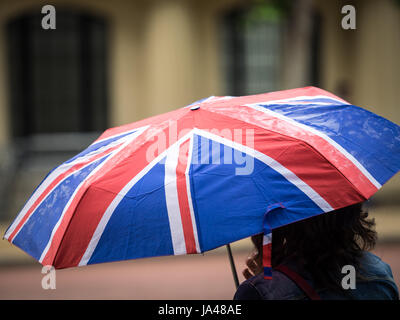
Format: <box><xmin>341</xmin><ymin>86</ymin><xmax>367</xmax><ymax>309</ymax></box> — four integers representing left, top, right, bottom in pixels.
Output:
<box><xmin>0</xmin><ymin>0</ymin><xmax>399</xmax><ymax>221</ymax></box>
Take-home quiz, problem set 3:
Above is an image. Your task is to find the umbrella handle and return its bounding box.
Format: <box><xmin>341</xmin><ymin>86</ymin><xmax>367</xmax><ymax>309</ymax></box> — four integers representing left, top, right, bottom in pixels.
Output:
<box><xmin>226</xmin><ymin>244</ymin><xmax>239</xmax><ymax>289</ymax></box>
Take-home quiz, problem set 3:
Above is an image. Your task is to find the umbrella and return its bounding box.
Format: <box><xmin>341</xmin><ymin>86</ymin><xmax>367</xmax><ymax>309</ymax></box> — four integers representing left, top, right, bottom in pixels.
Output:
<box><xmin>4</xmin><ymin>86</ymin><xmax>400</xmax><ymax>287</ymax></box>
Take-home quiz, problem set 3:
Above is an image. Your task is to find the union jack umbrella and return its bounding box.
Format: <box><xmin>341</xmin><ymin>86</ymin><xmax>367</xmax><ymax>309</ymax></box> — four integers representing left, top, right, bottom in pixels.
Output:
<box><xmin>4</xmin><ymin>87</ymin><xmax>400</xmax><ymax>284</ymax></box>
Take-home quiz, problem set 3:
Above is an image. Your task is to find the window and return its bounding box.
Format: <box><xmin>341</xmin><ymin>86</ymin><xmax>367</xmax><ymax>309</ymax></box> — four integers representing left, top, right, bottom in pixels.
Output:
<box><xmin>7</xmin><ymin>9</ymin><xmax>108</xmax><ymax>137</ymax></box>
<box><xmin>220</xmin><ymin>5</ymin><xmax>282</xmax><ymax>96</ymax></box>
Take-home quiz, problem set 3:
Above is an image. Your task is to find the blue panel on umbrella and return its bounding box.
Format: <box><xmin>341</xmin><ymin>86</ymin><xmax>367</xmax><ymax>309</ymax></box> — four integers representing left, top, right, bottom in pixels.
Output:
<box><xmin>280</xmin><ymin>97</ymin><xmax>347</xmax><ymax>105</ymax></box>
<box><xmin>189</xmin><ymin>134</ymin><xmax>323</xmax><ymax>252</ymax></box>
<box><xmin>13</xmin><ymin>155</ymin><xmax>109</xmax><ymax>260</ymax></box>
<box><xmin>88</xmin><ymin>157</ymin><xmax>174</xmax><ymax>264</ymax></box>
<box><xmin>259</xmin><ymin>103</ymin><xmax>400</xmax><ymax>186</ymax></box>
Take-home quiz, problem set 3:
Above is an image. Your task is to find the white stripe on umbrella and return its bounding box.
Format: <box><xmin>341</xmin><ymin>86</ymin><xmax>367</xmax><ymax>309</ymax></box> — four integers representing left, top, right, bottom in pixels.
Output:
<box><xmin>91</xmin><ymin>126</ymin><xmax>147</xmax><ymax>145</ymax></box>
<box><xmin>165</xmin><ymin>137</ymin><xmax>201</xmax><ymax>255</ymax></box>
<box><xmin>164</xmin><ymin>140</ymin><xmax>187</xmax><ymax>255</ymax></box>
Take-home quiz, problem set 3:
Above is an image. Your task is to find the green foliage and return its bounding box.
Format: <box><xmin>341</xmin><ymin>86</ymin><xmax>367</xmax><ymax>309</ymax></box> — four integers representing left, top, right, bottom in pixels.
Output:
<box><xmin>245</xmin><ymin>0</ymin><xmax>292</xmax><ymax>24</ymax></box>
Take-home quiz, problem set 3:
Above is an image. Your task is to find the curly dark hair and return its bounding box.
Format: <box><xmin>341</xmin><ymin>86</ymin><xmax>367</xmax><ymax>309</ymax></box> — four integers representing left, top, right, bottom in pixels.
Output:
<box><xmin>251</xmin><ymin>202</ymin><xmax>377</xmax><ymax>292</ymax></box>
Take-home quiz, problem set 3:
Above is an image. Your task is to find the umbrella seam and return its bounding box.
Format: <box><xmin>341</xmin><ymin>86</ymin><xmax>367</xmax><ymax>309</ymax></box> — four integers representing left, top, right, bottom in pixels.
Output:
<box><xmin>186</xmin><ymin>164</ymin><xmax>204</xmax><ymax>254</ymax></box>
<box><xmin>52</xmin><ymin>185</ymin><xmax>91</xmax><ymax>268</ymax></box>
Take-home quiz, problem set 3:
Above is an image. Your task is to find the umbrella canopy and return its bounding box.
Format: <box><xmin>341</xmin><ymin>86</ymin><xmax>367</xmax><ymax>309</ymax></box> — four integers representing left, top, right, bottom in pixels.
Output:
<box><xmin>4</xmin><ymin>87</ymin><xmax>400</xmax><ymax>273</ymax></box>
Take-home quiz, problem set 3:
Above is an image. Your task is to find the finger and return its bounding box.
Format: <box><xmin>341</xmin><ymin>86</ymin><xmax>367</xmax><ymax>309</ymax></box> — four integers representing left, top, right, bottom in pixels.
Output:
<box><xmin>246</xmin><ymin>257</ymin><xmax>260</xmax><ymax>274</ymax></box>
<box><xmin>248</xmin><ymin>251</ymin><xmax>261</xmax><ymax>264</ymax></box>
<box><xmin>242</xmin><ymin>268</ymin><xmax>253</xmax><ymax>280</ymax></box>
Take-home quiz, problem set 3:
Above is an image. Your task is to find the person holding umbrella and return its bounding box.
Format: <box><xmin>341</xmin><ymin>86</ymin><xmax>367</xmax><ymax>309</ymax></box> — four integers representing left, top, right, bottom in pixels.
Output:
<box><xmin>235</xmin><ymin>202</ymin><xmax>399</xmax><ymax>300</ymax></box>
